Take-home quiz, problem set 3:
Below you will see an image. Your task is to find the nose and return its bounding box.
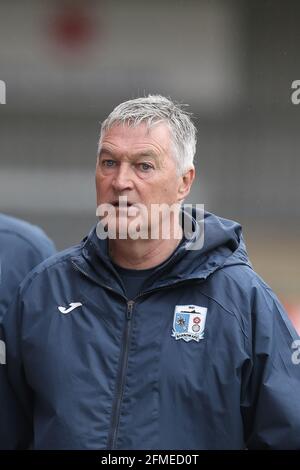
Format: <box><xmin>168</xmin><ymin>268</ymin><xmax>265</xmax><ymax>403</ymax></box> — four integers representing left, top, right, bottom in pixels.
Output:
<box><xmin>111</xmin><ymin>162</ymin><xmax>134</xmax><ymax>192</ymax></box>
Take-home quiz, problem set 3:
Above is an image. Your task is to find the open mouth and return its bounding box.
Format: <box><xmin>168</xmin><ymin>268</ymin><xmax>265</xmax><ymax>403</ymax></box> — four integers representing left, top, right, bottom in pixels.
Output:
<box><xmin>111</xmin><ymin>201</ymin><xmax>133</xmax><ymax>208</ymax></box>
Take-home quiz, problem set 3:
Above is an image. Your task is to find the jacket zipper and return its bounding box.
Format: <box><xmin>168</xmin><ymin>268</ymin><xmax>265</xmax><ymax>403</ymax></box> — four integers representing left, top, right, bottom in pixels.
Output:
<box><xmin>72</xmin><ymin>261</ymin><xmax>135</xmax><ymax>449</ymax></box>
<box><xmin>107</xmin><ymin>299</ymin><xmax>134</xmax><ymax>449</ymax></box>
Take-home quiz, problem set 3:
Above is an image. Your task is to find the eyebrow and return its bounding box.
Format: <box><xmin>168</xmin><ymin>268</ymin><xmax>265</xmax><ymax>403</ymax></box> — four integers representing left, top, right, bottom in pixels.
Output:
<box><xmin>98</xmin><ymin>148</ymin><xmax>115</xmax><ymax>158</ymax></box>
<box><xmin>98</xmin><ymin>147</ymin><xmax>159</xmax><ymax>161</ymax></box>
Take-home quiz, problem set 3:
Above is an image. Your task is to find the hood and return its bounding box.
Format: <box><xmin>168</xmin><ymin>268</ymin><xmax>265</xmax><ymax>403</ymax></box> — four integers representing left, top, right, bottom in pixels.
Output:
<box><xmin>72</xmin><ymin>210</ymin><xmax>252</xmax><ymax>295</ymax></box>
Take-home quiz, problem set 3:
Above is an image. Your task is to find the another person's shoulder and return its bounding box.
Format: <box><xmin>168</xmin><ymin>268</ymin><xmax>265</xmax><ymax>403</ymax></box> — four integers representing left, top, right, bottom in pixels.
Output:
<box><xmin>0</xmin><ymin>213</ymin><xmax>55</xmax><ymax>258</ymax></box>
<box><xmin>18</xmin><ymin>242</ymin><xmax>84</xmax><ymax>295</ymax></box>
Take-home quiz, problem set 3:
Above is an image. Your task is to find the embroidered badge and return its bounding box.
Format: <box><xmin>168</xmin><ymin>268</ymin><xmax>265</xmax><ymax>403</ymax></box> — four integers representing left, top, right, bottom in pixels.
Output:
<box><xmin>172</xmin><ymin>305</ymin><xmax>208</xmax><ymax>342</ymax></box>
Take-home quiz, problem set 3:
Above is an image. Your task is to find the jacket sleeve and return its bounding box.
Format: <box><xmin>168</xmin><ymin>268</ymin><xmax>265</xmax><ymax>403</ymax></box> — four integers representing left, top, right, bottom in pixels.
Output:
<box><xmin>241</xmin><ymin>281</ymin><xmax>300</xmax><ymax>449</ymax></box>
<box><xmin>0</xmin><ymin>293</ymin><xmax>34</xmax><ymax>450</ymax></box>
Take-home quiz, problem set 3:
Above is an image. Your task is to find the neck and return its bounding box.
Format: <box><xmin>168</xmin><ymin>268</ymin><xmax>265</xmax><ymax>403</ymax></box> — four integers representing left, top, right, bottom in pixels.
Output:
<box><xmin>109</xmin><ymin>224</ymin><xmax>183</xmax><ymax>269</ymax></box>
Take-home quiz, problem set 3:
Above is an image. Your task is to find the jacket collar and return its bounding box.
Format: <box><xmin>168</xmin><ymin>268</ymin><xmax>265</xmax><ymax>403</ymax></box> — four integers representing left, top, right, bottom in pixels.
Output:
<box><xmin>71</xmin><ymin>210</ymin><xmax>252</xmax><ymax>294</ymax></box>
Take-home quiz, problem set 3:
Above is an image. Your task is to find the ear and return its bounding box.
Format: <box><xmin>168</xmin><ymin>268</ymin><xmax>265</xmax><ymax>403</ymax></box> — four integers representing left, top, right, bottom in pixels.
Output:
<box><xmin>177</xmin><ymin>167</ymin><xmax>195</xmax><ymax>202</ymax></box>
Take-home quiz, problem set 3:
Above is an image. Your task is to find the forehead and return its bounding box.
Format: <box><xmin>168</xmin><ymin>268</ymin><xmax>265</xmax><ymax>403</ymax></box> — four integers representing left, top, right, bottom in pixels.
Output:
<box><xmin>100</xmin><ymin>122</ymin><xmax>172</xmax><ymax>154</ymax></box>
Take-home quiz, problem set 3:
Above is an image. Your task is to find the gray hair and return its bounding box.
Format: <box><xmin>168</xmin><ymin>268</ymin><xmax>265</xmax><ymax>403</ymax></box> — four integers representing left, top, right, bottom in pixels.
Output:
<box><xmin>98</xmin><ymin>95</ymin><xmax>197</xmax><ymax>175</ymax></box>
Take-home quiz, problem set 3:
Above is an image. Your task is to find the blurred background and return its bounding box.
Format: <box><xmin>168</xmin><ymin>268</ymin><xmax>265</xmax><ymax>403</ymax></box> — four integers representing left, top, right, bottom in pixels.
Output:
<box><xmin>0</xmin><ymin>0</ymin><xmax>299</xmax><ymax>329</ymax></box>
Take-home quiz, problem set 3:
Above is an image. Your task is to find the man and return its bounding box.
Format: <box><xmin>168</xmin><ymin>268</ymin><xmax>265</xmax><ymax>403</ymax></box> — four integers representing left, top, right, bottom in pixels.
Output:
<box><xmin>1</xmin><ymin>95</ymin><xmax>300</xmax><ymax>449</ymax></box>
<box><xmin>0</xmin><ymin>213</ymin><xmax>56</xmax><ymax>449</ymax></box>
<box><xmin>0</xmin><ymin>213</ymin><xmax>56</xmax><ymax>322</ymax></box>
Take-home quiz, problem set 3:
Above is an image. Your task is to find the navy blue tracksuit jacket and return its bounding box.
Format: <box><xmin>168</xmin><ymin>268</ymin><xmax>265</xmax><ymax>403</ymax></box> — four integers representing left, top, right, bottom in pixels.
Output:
<box><xmin>0</xmin><ymin>213</ymin><xmax>56</xmax><ymax>448</ymax></box>
<box><xmin>1</xmin><ymin>212</ymin><xmax>299</xmax><ymax>449</ymax></box>
<box><xmin>0</xmin><ymin>213</ymin><xmax>56</xmax><ymax>322</ymax></box>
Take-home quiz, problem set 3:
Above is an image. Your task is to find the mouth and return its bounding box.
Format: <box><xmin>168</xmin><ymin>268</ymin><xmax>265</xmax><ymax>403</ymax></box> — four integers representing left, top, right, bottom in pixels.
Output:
<box><xmin>111</xmin><ymin>200</ymin><xmax>134</xmax><ymax>208</ymax></box>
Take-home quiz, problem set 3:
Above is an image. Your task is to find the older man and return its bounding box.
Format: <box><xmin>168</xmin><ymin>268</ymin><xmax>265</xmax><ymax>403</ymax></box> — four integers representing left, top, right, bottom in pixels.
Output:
<box><xmin>1</xmin><ymin>95</ymin><xmax>300</xmax><ymax>450</ymax></box>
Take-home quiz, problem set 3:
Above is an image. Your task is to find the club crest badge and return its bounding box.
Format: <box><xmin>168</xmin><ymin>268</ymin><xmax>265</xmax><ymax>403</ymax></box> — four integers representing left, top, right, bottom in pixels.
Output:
<box><xmin>172</xmin><ymin>305</ymin><xmax>208</xmax><ymax>342</ymax></box>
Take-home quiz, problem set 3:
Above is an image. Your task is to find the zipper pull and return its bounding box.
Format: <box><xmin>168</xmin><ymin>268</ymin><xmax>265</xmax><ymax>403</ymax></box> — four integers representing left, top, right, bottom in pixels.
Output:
<box><xmin>127</xmin><ymin>300</ymin><xmax>134</xmax><ymax>320</ymax></box>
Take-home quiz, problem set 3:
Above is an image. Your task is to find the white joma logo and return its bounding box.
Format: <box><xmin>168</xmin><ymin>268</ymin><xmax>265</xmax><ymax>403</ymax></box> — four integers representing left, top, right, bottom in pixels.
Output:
<box><xmin>58</xmin><ymin>302</ymin><xmax>83</xmax><ymax>314</ymax></box>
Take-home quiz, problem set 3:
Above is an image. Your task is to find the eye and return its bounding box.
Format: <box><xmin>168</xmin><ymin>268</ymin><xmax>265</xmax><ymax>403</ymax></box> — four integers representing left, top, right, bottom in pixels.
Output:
<box><xmin>101</xmin><ymin>159</ymin><xmax>116</xmax><ymax>168</ymax></box>
<box><xmin>137</xmin><ymin>162</ymin><xmax>154</xmax><ymax>172</ymax></box>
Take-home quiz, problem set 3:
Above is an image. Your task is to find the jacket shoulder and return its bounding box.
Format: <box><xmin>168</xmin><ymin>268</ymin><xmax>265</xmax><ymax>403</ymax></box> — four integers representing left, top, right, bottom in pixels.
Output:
<box><xmin>201</xmin><ymin>263</ymin><xmax>297</xmax><ymax>342</ymax></box>
<box><xmin>18</xmin><ymin>243</ymin><xmax>83</xmax><ymax>295</ymax></box>
<box><xmin>0</xmin><ymin>213</ymin><xmax>55</xmax><ymax>258</ymax></box>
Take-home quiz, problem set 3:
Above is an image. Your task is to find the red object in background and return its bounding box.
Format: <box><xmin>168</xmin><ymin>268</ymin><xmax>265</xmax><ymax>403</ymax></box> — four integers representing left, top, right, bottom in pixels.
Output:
<box><xmin>283</xmin><ymin>302</ymin><xmax>300</xmax><ymax>335</ymax></box>
<box><xmin>49</xmin><ymin>3</ymin><xmax>95</xmax><ymax>50</ymax></box>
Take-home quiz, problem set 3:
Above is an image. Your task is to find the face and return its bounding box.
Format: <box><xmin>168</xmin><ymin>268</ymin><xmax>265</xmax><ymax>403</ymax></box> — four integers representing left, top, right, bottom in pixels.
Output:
<box><xmin>95</xmin><ymin>122</ymin><xmax>194</xmax><ymax>239</ymax></box>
